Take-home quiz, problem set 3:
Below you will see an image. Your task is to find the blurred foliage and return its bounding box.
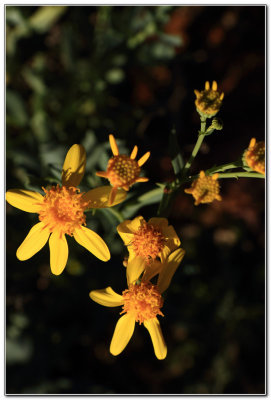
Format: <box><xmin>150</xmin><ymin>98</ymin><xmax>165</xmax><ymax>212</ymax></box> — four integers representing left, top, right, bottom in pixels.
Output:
<box><xmin>6</xmin><ymin>5</ymin><xmax>265</xmax><ymax>394</ymax></box>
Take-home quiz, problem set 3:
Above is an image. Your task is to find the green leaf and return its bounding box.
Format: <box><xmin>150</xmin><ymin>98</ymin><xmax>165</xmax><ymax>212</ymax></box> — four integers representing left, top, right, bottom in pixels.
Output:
<box><xmin>28</xmin><ymin>6</ymin><xmax>67</xmax><ymax>33</ymax></box>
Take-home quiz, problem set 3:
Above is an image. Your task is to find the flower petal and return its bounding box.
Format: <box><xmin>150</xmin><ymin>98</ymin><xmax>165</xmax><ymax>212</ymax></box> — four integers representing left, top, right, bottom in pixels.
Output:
<box><xmin>126</xmin><ymin>257</ymin><xmax>146</xmax><ymax>285</ymax></box>
<box><xmin>89</xmin><ymin>287</ymin><xmax>124</xmax><ymax>307</ymax></box>
<box><xmin>73</xmin><ymin>226</ymin><xmax>110</xmax><ymax>261</ymax></box>
<box><xmin>49</xmin><ymin>232</ymin><xmax>68</xmax><ymax>275</ymax></box>
<box><xmin>82</xmin><ymin>186</ymin><xmax>127</xmax><ymax>208</ymax></box>
<box><xmin>142</xmin><ymin>260</ymin><xmax>163</xmax><ymax>282</ymax></box>
<box><xmin>110</xmin><ymin>314</ymin><xmax>135</xmax><ymax>356</ymax></box>
<box><xmin>117</xmin><ymin>216</ymin><xmax>145</xmax><ymax>246</ymax></box>
<box><xmin>62</xmin><ymin>144</ymin><xmax>86</xmax><ymax>187</ymax></box>
<box><xmin>160</xmin><ymin>225</ymin><xmax>181</xmax><ymax>263</ymax></box>
<box><xmin>157</xmin><ymin>248</ymin><xmax>186</xmax><ymax>294</ymax></box>
<box><xmin>6</xmin><ymin>189</ymin><xmax>43</xmax><ymax>213</ymax></box>
<box><xmin>144</xmin><ymin>318</ymin><xmax>167</xmax><ymax>360</ymax></box>
<box><xmin>16</xmin><ymin>222</ymin><xmax>50</xmax><ymax>261</ymax></box>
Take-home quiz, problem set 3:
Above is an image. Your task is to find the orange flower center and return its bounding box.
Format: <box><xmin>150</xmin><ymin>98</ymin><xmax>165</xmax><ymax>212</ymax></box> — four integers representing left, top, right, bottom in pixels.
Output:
<box><xmin>106</xmin><ymin>155</ymin><xmax>140</xmax><ymax>188</ymax></box>
<box><xmin>132</xmin><ymin>222</ymin><xmax>165</xmax><ymax>262</ymax></box>
<box><xmin>191</xmin><ymin>176</ymin><xmax>220</xmax><ymax>204</ymax></box>
<box><xmin>38</xmin><ymin>185</ymin><xmax>90</xmax><ymax>236</ymax></box>
<box><xmin>245</xmin><ymin>142</ymin><xmax>265</xmax><ymax>174</ymax></box>
<box><xmin>121</xmin><ymin>282</ymin><xmax>164</xmax><ymax>324</ymax></box>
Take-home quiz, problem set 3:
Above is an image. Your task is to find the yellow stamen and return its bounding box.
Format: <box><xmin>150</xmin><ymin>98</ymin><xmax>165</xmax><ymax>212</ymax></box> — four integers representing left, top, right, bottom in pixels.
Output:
<box><xmin>38</xmin><ymin>185</ymin><xmax>90</xmax><ymax>236</ymax></box>
<box><xmin>131</xmin><ymin>221</ymin><xmax>165</xmax><ymax>262</ymax></box>
<box><xmin>185</xmin><ymin>171</ymin><xmax>222</xmax><ymax>206</ymax></box>
<box><xmin>244</xmin><ymin>138</ymin><xmax>265</xmax><ymax>175</ymax></box>
<box><xmin>121</xmin><ymin>282</ymin><xmax>164</xmax><ymax>324</ymax></box>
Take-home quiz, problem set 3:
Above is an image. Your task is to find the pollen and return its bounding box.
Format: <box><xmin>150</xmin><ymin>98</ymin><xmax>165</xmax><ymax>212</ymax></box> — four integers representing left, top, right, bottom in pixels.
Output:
<box><xmin>107</xmin><ymin>155</ymin><xmax>140</xmax><ymax>188</ymax></box>
<box><xmin>121</xmin><ymin>282</ymin><xmax>164</xmax><ymax>324</ymax></box>
<box><xmin>38</xmin><ymin>185</ymin><xmax>90</xmax><ymax>236</ymax></box>
<box><xmin>131</xmin><ymin>221</ymin><xmax>165</xmax><ymax>262</ymax></box>
<box><xmin>194</xmin><ymin>80</ymin><xmax>224</xmax><ymax>118</ymax></box>
<box><xmin>244</xmin><ymin>138</ymin><xmax>265</xmax><ymax>175</ymax></box>
<box><xmin>185</xmin><ymin>171</ymin><xmax>222</xmax><ymax>206</ymax></box>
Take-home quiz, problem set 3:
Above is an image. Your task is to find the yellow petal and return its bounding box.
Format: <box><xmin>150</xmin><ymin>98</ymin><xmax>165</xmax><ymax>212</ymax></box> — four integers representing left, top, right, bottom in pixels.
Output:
<box><xmin>157</xmin><ymin>248</ymin><xmax>186</xmax><ymax>294</ymax></box>
<box><xmin>144</xmin><ymin>318</ymin><xmax>167</xmax><ymax>360</ymax></box>
<box><xmin>6</xmin><ymin>189</ymin><xmax>43</xmax><ymax>213</ymax></box>
<box><xmin>62</xmin><ymin>144</ymin><xmax>86</xmax><ymax>187</ymax></box>
<box><xmin>110</xmin><ymin>314</ymin><xmax>135</xmax><ymax>356</ymax></box>
<box><xmin>89</xmin><ymin>287</ymin><xmax>124</xmax><ymax>307</ymax></box>
<box><xmin>82</xmin><ymin>186</ymin><xmax>127</xmax><ymax>208</ymax></box>
<box><xmin>126</xmin><ymin>257</ymin><xmax>146</xmax><ymax>285</ymax></box>
<box><xmin>73</xmin><ymin>226</ymin><xmax>110</xmax><ymax>261</ymax></box>
<box><xmin>117</xmin><ymin>216</ymin><xmax>145</xmax><ymax>246</ymax></box>
<box><xmin>138</xmin><ymin>151</ymin><xmax>150</xmax><ymax>167</ymax></box>
<box><xmin>142</xmin><ymin>260</ymin><xmax>163</xmax><ymax>282</ymax></box>
<box><xmin>130</xmin><ymin>145</ymin><xmax>138</xmax><ymax>160</ymax></box>
<box><xmin>16</xmin><ymin>222</ymin><xmax>50</xmax><ymax>261</ymax></box>
<box><xmin>49</xmin><ymin>232</ymin><xmax>68</xmax><ymax>275</ymax></box>
<box><xmin>148</xmin><ymin>217</ymin><xmax>169</xmax><ymax>229</ymax></box>
<box><xmin>109</xmin><ymin>134</ymin><xmax>119</xmax><ymax>156</ymax></box>
<box><xmin>160</xmin><ymin>225</ymin><xmax>181</xmax><ymax>262</ymax></box>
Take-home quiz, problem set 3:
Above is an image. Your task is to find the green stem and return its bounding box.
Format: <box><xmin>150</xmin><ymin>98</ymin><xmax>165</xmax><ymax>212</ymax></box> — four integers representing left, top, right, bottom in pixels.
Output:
<box><xmin>106</xmin><ymin>207</ymin><xmax>124</xmax><ymax>223</ymax></box>
<box><xmin>216</xmin><ymin>172</ymin><xmax>265</xmax><ymax>179</ymax></box>
<box><xmin>205</xmin><ymin>161</ymin><xmax>242</xmax><ymax>174</ymax></box>
<box><xmin>182</xmin><ymin>119</ymin><xmax>207</xmax><ymax>177</ymax></box>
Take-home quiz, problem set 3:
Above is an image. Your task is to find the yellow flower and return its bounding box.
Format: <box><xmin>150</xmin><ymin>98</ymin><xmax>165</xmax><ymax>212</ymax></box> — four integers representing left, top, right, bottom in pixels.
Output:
<box><xmin>117</xmin><ymin>216</ymin><xmax>180</xmax><ymax>263</ymax></box>
<box><xmin>96</xmin><ymin>134</ymin><xmax>150</xmax><ymax>205</ymax></box>
<box><xmin>184</xmin><ymin>171</ymin><xmax>222</xmax><ymax>206</ymax></box>
<box><xmin>6</xmin><ymin>144</ymin><xmax>126</xmax><ymax>275</ymax></box>
<box><xmin>89</xmin><ymin>248</ymin><xmax>185</xmax><ymax>360</ymax></box>
<box><xmin>194</xmin><ymin>81</ymin><xmax>224</xmax><ymax>118</ymax></box>
<box><xmin>243</xmin><ymin>138</ymin><xmax>265</xmax><ymax>175</ymax></box>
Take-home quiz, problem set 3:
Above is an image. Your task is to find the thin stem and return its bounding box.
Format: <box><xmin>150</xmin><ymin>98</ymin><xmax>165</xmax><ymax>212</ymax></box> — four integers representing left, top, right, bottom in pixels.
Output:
<box><xmin>105</xmin><ymin>207</ymin><xmax>124</xmax><ymax>223</ymax></box>
<box><xmin>205</xmin><ymin>161</ymin><xmax>243</xmax><ymax>175</ymax></box>
<box><xmin>182</xmin><ymin>133</ymin><xmax>206</xmax><ymax>175</ymax></box>
<box><xmin>216</xmin><ymin>172</ymin><xmax>265</xmax><ymax>179</ymax></box>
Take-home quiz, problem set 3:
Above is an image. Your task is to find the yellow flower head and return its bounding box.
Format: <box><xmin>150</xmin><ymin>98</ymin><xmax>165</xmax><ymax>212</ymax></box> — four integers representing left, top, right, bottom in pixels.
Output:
<box><xmin>185</xmin><ymin>171</ymin><xmax>222</xmax><ymax>206</ymax></box>
<box><xmin>243</xmin><ymin>138</ymin><xmax>265</xmax><ymax>175</ymax></box>
<box><xmin>194</xmin><ymin>81</ymin><xmax>224</xmax><ymax>118</ymax></box>
<box><xmin>6</xmin><ymin>144</ymin><xmax>127</xmax><ymax>275</ymax></box>
<box><xmin>117</xmin><ymin>216</ymin><xmax>181</xmax><ymax>265</ymax></box>
<box><xmin>89</xmin><ymin>248</ymin><xmax>184</xmax><ymax>360</ymax></box>
<box><xmin>96</xmin><ymin>135</ymin><xmax>150</xmax><ymax>205</ymax></box>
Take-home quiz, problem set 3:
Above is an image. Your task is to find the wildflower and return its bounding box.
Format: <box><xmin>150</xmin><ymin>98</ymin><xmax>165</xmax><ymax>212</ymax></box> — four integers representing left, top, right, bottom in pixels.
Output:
<box><xmin>243</xmin><ymin>138</ymin><xmax>265</xmax><ymax>175</ymax></box>
<box><xmin>6</xmin><ymin>144</ymin><xmax>126</xmax><ymax>275</ymax></box>
<box><xmin>117</xmin><ymin>215</ymin><xmax>180</xmax><ymax>262</ymax></box>
<box><xmin>89</xmin><ymin>248</ymin><xmax>185</xmax><ymax>360</ymax></box>
<box><xmin>194</xmin><ymin>81</ymin><xmax>224</xmax><ymax>118</ymax></box>
<box><xmin>96</xmin><ymin>135</ymin><xmax>150</xmax><ymax>205</ymax></box>
<box><xmin>185</xmin><ymin>171</ymin><xmax>222</xmax><ymax>206</ymax></box>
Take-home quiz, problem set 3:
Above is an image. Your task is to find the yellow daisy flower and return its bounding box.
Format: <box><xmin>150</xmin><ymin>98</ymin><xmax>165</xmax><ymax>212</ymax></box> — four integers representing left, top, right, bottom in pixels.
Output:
<box><xmin>96</xmin><ymin>134</ymin><xmax>150</xmax><ymax>205</ymax></box>
<box><xmin>194</xmin><ymin>80</ymin><xmax>224</xmax><ymax>118</ymax></box>
<box><xmin>117</xmin><ymin>216</ymin><xmax>180</xmax><ymax>264</ymax></box>
<box><xmin>6</xmin><ymin>144</ymin><xmax>126</xmax><ymax>275</ymax></box>
<box><xmin>243</xmin><ymin>138</ymin><xmax>265</xmax><ymax>175</ymax></box>
<box><xmin>89</xmin><ymin>248</ymin><xmax>185</xmax><ymax>360</ymax></box>
<box><xmin>184</xmin><ymin>171</ymin><xmax>222</xmax><ymax>206</ymax></box>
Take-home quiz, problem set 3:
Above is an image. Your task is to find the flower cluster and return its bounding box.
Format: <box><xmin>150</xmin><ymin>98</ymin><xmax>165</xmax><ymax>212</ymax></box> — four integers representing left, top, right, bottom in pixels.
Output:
<box><xmin>90</xmin><ymin>216</ymin><xmax>185</xmax><ymax>360</ymax></box>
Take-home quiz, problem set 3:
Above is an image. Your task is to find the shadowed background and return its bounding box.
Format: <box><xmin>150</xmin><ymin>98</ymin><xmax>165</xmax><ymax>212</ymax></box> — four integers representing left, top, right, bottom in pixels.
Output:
<box><xmin>6</xmin><ymin>5</ymin><xmax>265</xmax><ymax>394</ymax></box>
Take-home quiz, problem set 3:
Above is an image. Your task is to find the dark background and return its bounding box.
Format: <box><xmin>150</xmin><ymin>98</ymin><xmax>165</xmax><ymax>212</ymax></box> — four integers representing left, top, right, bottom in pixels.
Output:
<box><xmin>6</xmin><ymin>5</ymin><xmax>265</xmax><ymax>394</ymax></box>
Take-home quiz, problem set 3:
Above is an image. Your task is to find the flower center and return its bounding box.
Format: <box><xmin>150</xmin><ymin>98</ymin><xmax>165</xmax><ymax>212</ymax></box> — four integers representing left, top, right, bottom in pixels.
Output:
<box><xmin>245</xmin><ymin>142</ymin><xmax>265</xmax><ymax>174</ymax></box>
<box><xmin>107</xmin><ymin>155</ymin><xmax>140</xmax><ymax>188</ymax></box>
<box><xmin>121</xmin><ymin>282</ymin><xmax>164</xmax><ymax>324</ymax></box>
<box><xmin>38</xmin><ymin>185</ymin><xmax>90</xmax><ymax>236</ymax></box>
<box><xmin>131</xmin><ymin>222</ymin><xmax>165</xmax><ymax>262</ymax></box>
<box><xmin>192</xmin><ymin>176</ymin><xmax>220</xmax><ymax>203</ymax></box>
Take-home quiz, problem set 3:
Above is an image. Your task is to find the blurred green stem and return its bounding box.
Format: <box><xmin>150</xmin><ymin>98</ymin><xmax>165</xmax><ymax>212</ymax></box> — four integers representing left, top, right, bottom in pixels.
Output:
<box><xmin>106</xmin><ymin>207</ymin><xmax>124</xmax><ymax>223</ymax></box>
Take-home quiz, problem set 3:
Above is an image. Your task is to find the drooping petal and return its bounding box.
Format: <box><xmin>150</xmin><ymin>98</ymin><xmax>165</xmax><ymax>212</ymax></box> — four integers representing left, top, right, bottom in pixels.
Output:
<box><xmin>110</xmin><ymin>314</ymin><xmax>135</xmax><ymax>356</ymax></box>
<box><xmin>117</xmin><ymin>216</ymin><xmax>144</xmax><ymax>246</ymax></box>
<box><xmin>49</xmin><ymin>232</ymin><xmax>68</xmax><ymax>275</ymax></box>
<box><xmin>144</xmin><ymin>318</ymin><xmax>167</xmax><ymax>360</ymax></box>
<box><xmin>16</xmin><ymin>222</ymin><xmax>50</xmax><ymax>261</ymax></box>
<box><xmin>73</xmin><ymin>226</ymin><xmax>110</xmax><ymax>261</ymax></box>
<box><xmin>82</xmin><ymin>186</ymin><xmax>127</xmax><ymax>208</ymax></box>
<box><xmin>126</xmin><ymin>257</ymin><xmax>146</xmax><ymax>285</ymax></box>
<box><xmin>157</xmin><ymin>248</ymin><xmax>186</xmax><ymax>294</ymax></box>
<box><xmin>160</xmin><ymin>225</ymin><xmax>181</xmax><ymax>262</ymax></box>
<box><xmin>6</xmin><ymin>189</ymin><xmax>43</xmax><ymax>213</ymax></box>
<box><xmin>89</xmin><ymin>287</ymin><xmax>124</xmax><ymax>307</ymax></box>
<box><xmin>62</xmin><ymin>144</ymin><xmax>86</xmax><ymax>187</ymax></box>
